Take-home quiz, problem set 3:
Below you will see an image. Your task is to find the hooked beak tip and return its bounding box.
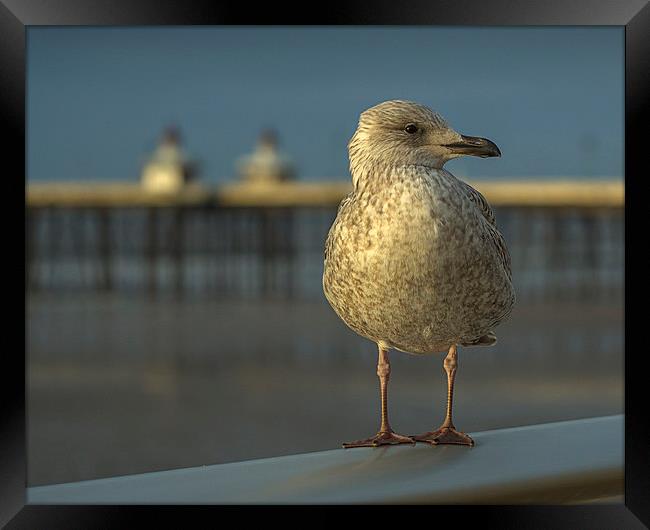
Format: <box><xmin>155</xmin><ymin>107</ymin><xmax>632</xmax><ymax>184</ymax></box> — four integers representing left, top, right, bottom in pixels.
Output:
<box><xmin>444</xmin><ymin>135</ymin><xmax>501</xmax><ymax>158</ymax></box>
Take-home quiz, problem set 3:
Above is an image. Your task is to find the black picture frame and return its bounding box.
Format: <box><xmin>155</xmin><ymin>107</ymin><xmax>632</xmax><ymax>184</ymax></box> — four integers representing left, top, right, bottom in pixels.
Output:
<box><xmin>5</xmin><ymin>1</ymin><xmax>648</xmax><ymax>527</ymax></box>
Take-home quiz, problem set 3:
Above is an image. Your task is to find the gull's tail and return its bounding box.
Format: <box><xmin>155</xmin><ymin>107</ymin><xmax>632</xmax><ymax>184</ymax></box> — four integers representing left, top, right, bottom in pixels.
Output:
<box><xmin>461</xmin><ymin>331</ymin><xmax>497</xmax><ymax>347</ymax></box>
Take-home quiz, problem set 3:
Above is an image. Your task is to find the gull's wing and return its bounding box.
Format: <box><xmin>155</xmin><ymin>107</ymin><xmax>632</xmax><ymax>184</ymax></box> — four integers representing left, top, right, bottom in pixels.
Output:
<box><xmin>460</xmin><ymin>181</ymin><xmax>512</xmax><ymax>281</ymax></box>
<box><xmin>324</xmin><ymin>191</ymin><xmax>353</xmax><ymax>262</ymax></box>
<box><xmin>490</xmin><ymin>227</ymin><xmax>513</xmax><ymax>282</ymax></box>
<box><xmin>459</xmin><ymin>180</ymin><xmax>496</xmax><ymax>226</ymax></box>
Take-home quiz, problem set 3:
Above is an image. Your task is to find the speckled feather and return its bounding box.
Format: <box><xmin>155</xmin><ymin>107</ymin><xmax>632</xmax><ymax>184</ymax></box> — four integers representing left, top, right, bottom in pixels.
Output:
<box><xmin>323</xmin><ymin>101</ymin><xmax>515</xmax><ymax>354</ymax></box>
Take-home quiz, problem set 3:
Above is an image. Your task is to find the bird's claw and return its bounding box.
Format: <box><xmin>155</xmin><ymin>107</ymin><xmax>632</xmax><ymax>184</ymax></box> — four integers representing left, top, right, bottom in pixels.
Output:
<box><xmin>342</xmin><ymin>430</ymin><xmax>415</xmax><ymax>448</ymax></box>
<box><xmin>412</xmin><ymin>426</ymin><xmax>474</xmax><ymax>446</ymax></box>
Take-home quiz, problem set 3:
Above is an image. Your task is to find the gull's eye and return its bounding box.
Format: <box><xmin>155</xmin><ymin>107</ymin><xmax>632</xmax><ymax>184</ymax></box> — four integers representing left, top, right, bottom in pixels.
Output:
<box><xmin>404</xmin><ymin>123</ymin><xmax>418</xmax><ymax>134</ymax></box>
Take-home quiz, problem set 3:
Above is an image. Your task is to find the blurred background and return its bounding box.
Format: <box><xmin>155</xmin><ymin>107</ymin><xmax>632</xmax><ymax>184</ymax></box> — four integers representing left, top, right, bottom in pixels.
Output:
<box><xmin>26</xmin><ymin>27</ymin><xmax>623</xmax><ymax>487</ymax></box>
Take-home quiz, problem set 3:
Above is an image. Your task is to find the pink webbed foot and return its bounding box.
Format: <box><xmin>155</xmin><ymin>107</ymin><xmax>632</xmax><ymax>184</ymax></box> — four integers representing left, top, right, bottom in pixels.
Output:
<box><xmin>342</xmin><ymin>430</ymin><xmax>415</xmax><ymax>448</ymax></box>
<box><xmin>412</xmin><ymin>426</ymin><xmax>474</xmax><ymax>446</ymax></box>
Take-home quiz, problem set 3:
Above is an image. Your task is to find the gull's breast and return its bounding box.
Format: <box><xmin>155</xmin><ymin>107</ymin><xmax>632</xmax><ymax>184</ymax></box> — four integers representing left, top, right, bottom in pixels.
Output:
<box><xmin>323</xmin><ymin>167</ymin><xmax>513</xmax><ymax>354</ymax></box>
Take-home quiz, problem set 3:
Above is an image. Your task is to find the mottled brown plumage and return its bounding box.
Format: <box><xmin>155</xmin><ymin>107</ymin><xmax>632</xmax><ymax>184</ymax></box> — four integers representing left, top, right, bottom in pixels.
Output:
<box><xmin>322</xmin><ymin>100</ymin><xmax>515</xmax><ymax>447</ymax></box>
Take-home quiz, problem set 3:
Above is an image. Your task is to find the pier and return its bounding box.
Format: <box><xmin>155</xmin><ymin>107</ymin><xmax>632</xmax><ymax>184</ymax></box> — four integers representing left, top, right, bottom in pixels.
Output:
<box><xmin>26</xmin><ymin>179</ymin><xmax>624</xmax><ymax>302</ymax></box>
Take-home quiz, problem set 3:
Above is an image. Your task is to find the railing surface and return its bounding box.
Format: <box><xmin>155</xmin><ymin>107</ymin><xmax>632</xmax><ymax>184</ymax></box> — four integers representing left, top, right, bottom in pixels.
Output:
<box><xmin>27</xmin><ymin>415</ymin><xmax>623</xmax><ymax>504</ymax></box>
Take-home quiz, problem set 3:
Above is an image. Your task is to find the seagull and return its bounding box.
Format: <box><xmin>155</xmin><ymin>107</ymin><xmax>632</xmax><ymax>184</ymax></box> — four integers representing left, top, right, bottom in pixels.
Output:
<box><xmin>323</xmin><ymin>100</ymin><xmax>515</xmax><ymax>448</ymax></box>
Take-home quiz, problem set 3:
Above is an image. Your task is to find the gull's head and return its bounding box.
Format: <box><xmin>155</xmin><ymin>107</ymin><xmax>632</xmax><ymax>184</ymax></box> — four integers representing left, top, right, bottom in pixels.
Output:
<box><xmin>348</xmin><ymin>100</ymin><xmax>500</xmax><ymax>178</ymax></box>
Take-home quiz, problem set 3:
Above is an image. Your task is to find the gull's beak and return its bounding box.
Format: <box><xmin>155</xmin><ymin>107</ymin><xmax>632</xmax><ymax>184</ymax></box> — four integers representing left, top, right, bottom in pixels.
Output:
<box><xmin>443</xmin><ymin>135</ymin><xmax>501</xmax><ymax>158</ymax></box>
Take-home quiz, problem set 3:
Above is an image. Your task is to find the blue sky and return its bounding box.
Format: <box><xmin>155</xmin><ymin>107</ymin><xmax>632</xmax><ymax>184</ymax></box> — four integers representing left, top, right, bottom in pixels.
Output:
<box><xmin>27</xmin><ymin>26</ymin><xmax>623</xmax><ymax>182</ymax></box>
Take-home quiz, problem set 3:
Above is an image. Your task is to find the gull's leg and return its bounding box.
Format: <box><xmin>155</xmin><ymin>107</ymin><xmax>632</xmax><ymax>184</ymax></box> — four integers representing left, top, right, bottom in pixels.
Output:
<box><xmin>413</xmin><ymin>344</ymin><xmax>474</xmax><ymax>446</ymax></box>
<box><xmin>343</xmin><ymin>344</ymin><xmax>415</xmax><ymax>448</ymax></box>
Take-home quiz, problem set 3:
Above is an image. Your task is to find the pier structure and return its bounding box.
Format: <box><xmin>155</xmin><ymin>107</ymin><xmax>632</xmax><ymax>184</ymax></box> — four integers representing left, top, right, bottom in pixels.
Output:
<box><xmin>140</xmin><ymin>126</ymin><xmax>197</xmax><ymax>194</ymax></box>
<box><xmin>235</xmin><ymin>129</ymin><xmax>296</xmax><ymax>184</ymax></box>
<box><xmin>25</xmin><ymin>179</ymin><xmax>624</xmax><ymax>301</ymax></box>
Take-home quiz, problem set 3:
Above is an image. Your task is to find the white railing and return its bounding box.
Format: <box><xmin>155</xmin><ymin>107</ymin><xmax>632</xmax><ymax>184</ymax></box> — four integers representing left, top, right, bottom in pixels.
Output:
<box><xmin>27</xmin><ymin>415</ymin><xmax>622</xmax><ymax>504</ymax></box>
